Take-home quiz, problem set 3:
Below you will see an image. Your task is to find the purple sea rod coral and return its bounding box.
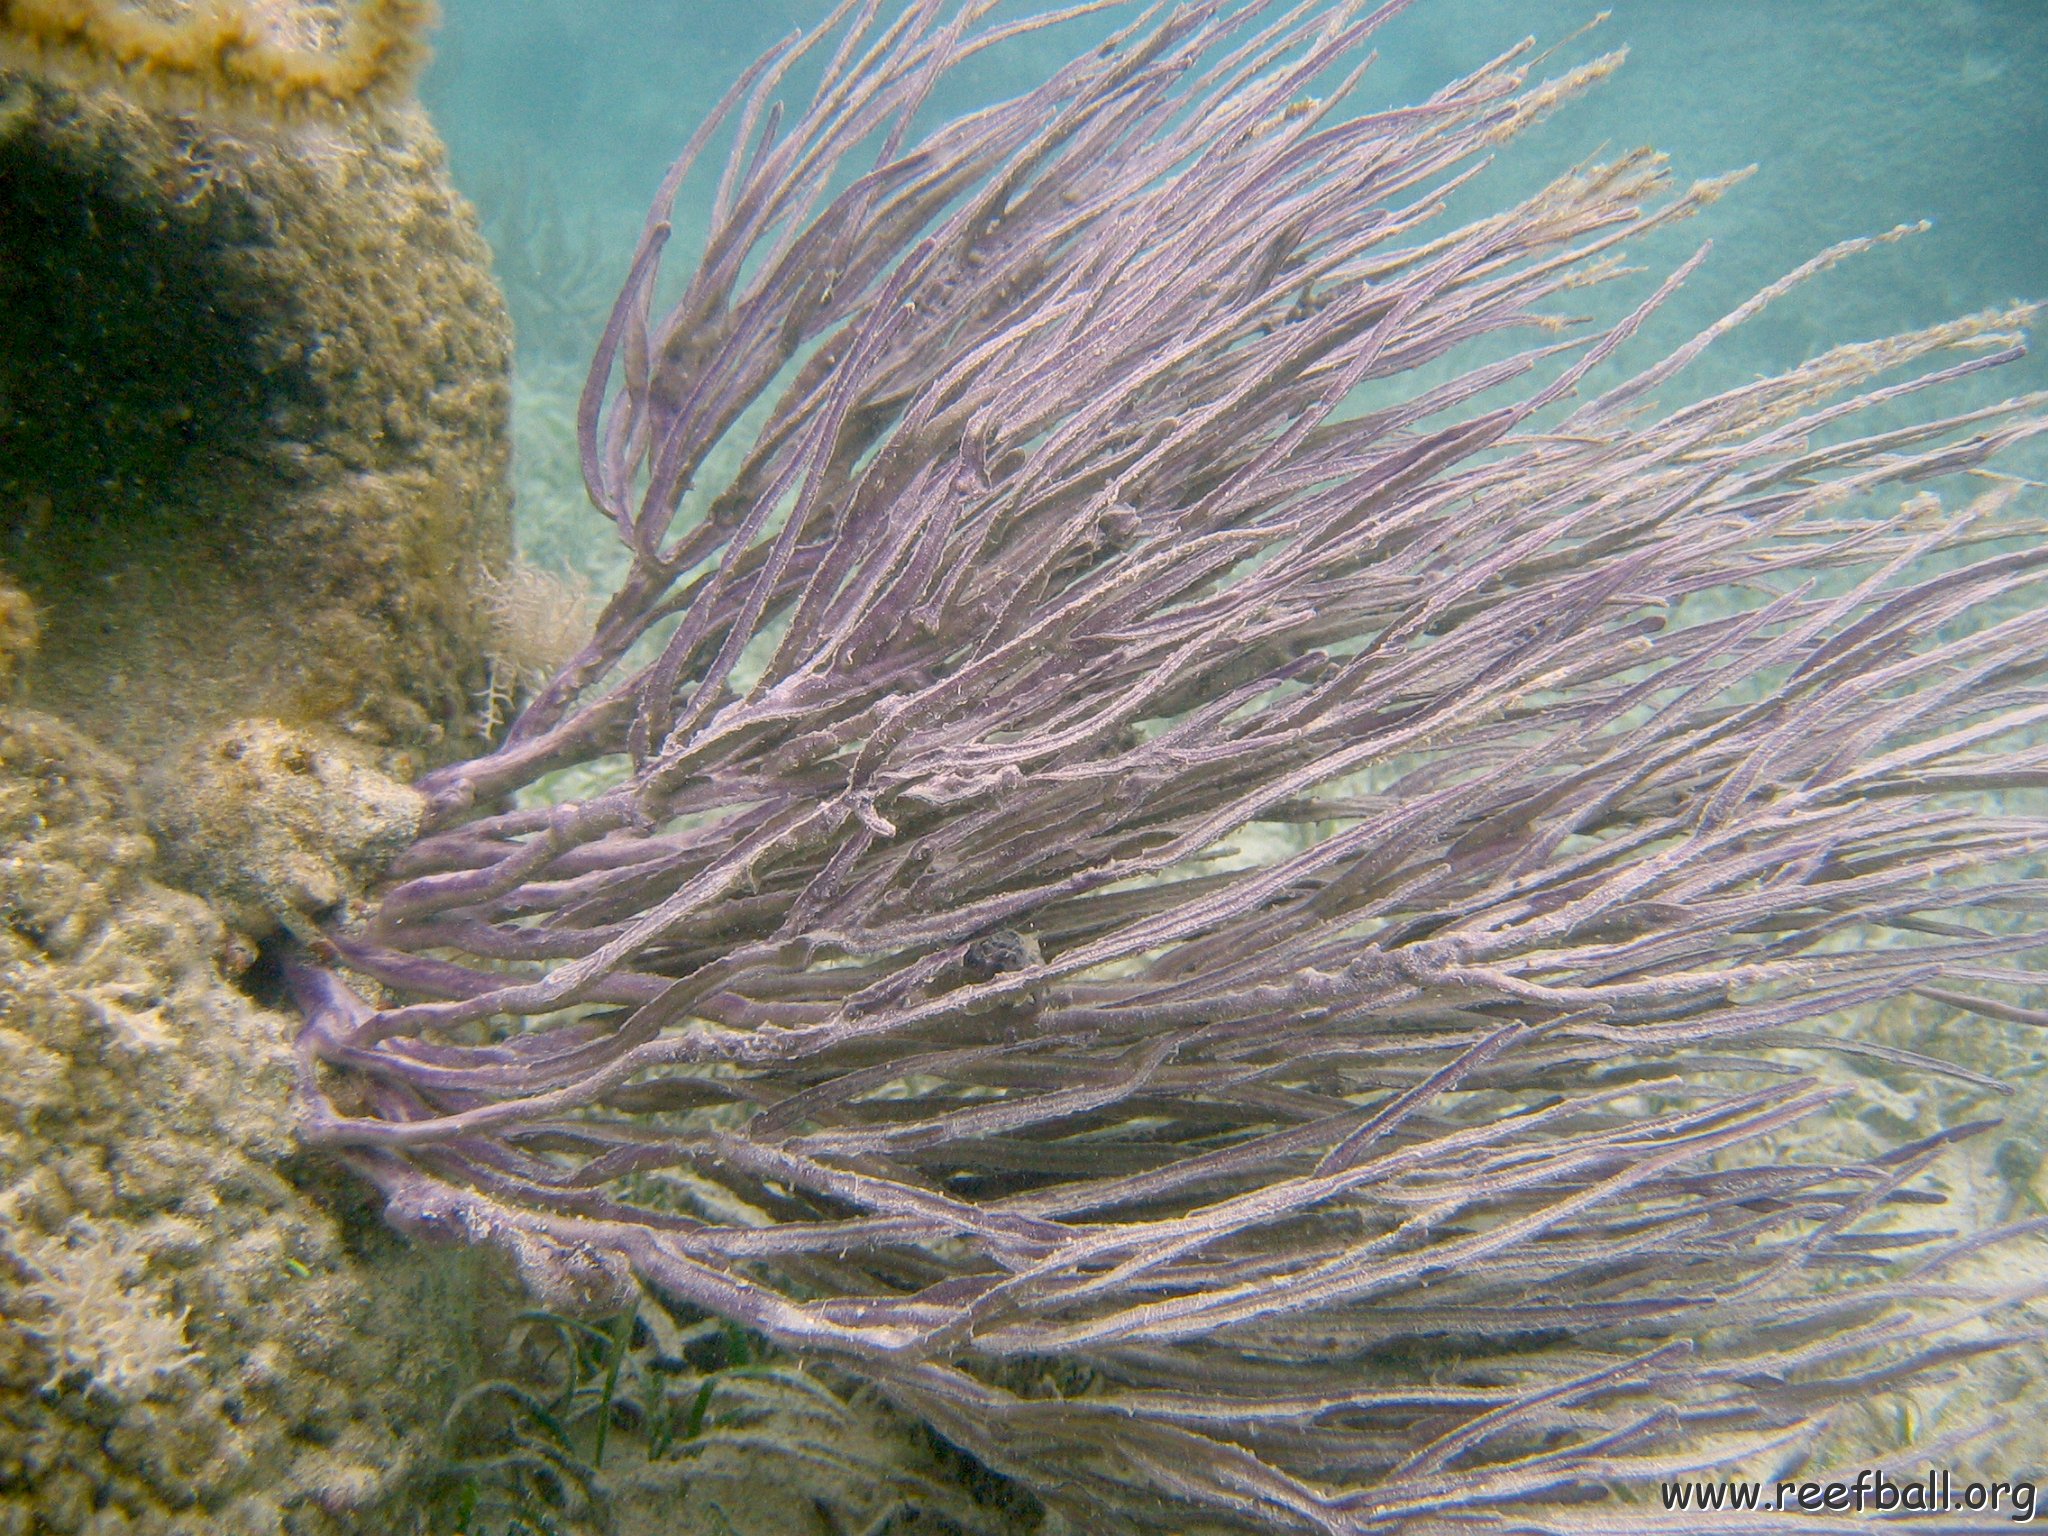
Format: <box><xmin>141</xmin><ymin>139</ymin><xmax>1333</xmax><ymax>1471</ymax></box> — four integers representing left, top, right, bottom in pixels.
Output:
<box><xmin>294</xmin><ymin>0</ymin><xmax>2048</xmax><ymax>1527</ymax></box>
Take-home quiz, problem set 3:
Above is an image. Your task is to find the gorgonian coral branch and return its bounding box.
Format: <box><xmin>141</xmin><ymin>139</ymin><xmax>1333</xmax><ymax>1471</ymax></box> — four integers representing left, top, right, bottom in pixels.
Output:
<box><xmin>294</xmin><ymin>0</ymin><xmax>2048</xmax><ymax>1527</ymax></box>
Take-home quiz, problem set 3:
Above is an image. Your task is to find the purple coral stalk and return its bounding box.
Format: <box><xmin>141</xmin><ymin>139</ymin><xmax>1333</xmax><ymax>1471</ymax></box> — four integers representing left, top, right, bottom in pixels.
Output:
<box><xmin>294</xmin><ymin>0</ymin><xmax>2048</xmax><ymax>1527</ymax></box>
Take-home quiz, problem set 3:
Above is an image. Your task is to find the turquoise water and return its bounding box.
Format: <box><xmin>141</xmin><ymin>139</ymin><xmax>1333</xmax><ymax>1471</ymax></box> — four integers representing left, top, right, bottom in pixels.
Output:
<box><xmin>422</xmin><ymin>0</ymin><xmax>2048</xmax><ymax>590</ymax></box>
<box><xmin>425</xmin><ymin>0</ymin><xmax>2048</xmax><ymax>388</ymax></box>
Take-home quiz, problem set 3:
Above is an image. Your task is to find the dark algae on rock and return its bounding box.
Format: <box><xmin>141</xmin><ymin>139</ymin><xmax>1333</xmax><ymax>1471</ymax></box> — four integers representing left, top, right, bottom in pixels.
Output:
<box><xmin>0</xmin><ymin>0</ymin><xmax>511</xmax><ymax>762</ymax></box>
<box><xmin>4</xmin><ymin>1</ymin><xmax>2048</xmax><ymax>1534</ymax></box>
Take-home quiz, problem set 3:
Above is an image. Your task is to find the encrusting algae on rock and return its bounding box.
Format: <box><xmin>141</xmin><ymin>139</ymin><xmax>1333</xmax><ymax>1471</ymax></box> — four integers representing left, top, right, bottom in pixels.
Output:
<box><xmin>1</xmin><ymin>0</ymin><xmax>511</xmax><ymax>764</ymax></box>
<box><xmin>0</xmin><ymin>0</ymin><xmax>434</xmax><ymax>116</ymax></box>
<box><xmin>0</xmin><ymin>5</ymin><xmax>568</xmax><ymax>1531</ymax></box>
<box><xmin>0</xmin><ymin>575</ymin><xmax>35</xmax><ymax>694</ymax></box>
<box><xmin>0</xmin><ymin>712</ymin><xmax>521</xmax><ymax>1535</ymax></box>
<box><xmin>147</xmin><ymin>719</ymin><xmax>423</xmax><ymax>941</ymax></box>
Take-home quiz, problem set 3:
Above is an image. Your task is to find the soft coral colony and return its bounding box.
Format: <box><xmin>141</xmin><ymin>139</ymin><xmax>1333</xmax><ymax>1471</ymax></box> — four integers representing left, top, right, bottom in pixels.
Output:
<box><xmin>293</xmin><ymin>0</ymin><xmax>2048</xmax><ymax>1528</ymax></box>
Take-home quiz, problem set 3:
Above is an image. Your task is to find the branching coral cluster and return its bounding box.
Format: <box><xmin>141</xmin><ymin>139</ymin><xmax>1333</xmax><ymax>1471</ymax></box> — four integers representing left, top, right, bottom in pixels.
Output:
<box><xmin>294</xmin><ymin>0</ymin><xmax>2048</xmax><ymax>1528</ymax></box>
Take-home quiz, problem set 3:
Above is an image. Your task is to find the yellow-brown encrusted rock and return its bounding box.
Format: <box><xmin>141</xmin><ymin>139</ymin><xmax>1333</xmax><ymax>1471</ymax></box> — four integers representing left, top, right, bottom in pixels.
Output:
<box><xmin>0</xmin><ymin>573</ymin><xmax>34</xmax><ymax>693</ymax></box>
<box><xmin>0</xmin><ymin>709</ymin><xmax>518</xmax><ymax>1535</ymax></box>
<box><xmin>146</xmin><ymin>718</ymin><xmax>423</xmax><ymax>937</ymax></box>
<box><xmin>0</xmin><ymin>1</ymin><xmax>510</xmax><ymax>764</ymax></box>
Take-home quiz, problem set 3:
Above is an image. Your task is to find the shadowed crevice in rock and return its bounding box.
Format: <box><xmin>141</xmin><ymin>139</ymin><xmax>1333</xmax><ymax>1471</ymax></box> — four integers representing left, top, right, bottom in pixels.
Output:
<box><xmin>0</xmin><ymin>77</ymin><xmax>306</xmax><ymax>543</ymax></box>
<box><xmin>0</xmin><ymin>67</ymin><xmax>513</xmax><ymax>763</ymax></box>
